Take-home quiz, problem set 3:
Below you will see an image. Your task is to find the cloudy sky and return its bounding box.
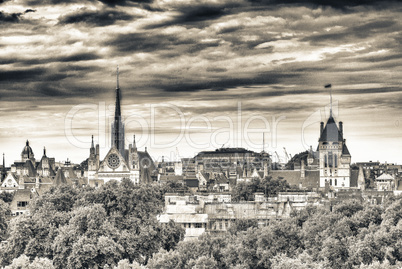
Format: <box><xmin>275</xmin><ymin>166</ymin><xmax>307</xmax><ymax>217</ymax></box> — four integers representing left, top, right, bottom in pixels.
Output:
<box><xmin>1</xmin><ymin>0</ymin><xmax>402</xmax><ymax>165</ymax></box>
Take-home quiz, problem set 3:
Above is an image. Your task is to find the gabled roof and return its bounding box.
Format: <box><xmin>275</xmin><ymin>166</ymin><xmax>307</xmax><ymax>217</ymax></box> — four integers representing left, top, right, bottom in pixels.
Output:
<box><xmin>319</xmin><ymin>116</ymin><xmax>343</xmax><ymax>142</ymax></box>
<box><xmin>54</xmin><ymin>168</ymin><xmax>72</xmax><ymax>185</ymax></box>
<box><xmin>137</xmin><ymin>151</ymin><xmax>156</xmax><ymax>172</ymax></box>
<box><xmin>376</xmin><ymin>173</ymin><xmax>394</xmax><ymax>181</ymax></box>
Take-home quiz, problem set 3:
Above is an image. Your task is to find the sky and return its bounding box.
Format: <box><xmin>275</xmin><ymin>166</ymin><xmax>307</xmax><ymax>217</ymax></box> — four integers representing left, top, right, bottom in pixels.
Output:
<box><xmin>1</xmin><ymin>0</ymin><xmax>402</xmax><ymax>166</ymax></box>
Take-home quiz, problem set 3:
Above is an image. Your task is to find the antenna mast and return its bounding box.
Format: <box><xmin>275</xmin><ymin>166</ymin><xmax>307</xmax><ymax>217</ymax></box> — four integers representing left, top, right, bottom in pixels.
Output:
<box><xmin>116</xmin><ymin>65</ymin><xmax>119</xmax><ymax>89</ymax></box>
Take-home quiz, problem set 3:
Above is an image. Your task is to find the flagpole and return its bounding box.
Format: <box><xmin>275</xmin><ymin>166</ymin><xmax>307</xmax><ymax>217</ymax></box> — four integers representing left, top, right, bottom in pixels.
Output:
<box><xmin>325</xmin><ymin>83</ymin><xmax>332</xmax><ymax>117</ymax></box>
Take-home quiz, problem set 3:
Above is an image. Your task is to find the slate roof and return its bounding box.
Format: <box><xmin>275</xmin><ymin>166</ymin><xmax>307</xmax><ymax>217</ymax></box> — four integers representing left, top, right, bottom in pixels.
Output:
<box><xmin>25</xmin><ymin>161</ymin><xmax>37</xmax><ymax>177</ymax></box>
<box><xmin>319</xmin><ymin>116</ymin><xmax>343</xmax><ymax>142</ymax></box>
<box><xmin>342</xmin><ymin>143</ymin><xmax>351</xmax><ymax>156</ymax></box>
<box><xmin>184</xmin><ymin>179</ymin><xmax>199</xmax><ymax>188</ymax></box>
<box><xmin>54</xmin><ymin>168</ymin><xmax>72</xmax><ymax>185</ymax></box>
<box><xmin>350</xmin><ymin>169</ymin><xmax>359</xmax><ymax>187</ymax></box>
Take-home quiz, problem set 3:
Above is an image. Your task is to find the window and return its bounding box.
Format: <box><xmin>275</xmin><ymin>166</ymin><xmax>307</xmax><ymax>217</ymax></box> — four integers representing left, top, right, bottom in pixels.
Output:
<box><xmin>219</xmin><ymin>222</ymin><xmax>223</xmax><ymax>230</ymax></box>
<box><xmin>328</xmin><ymin>152</ymin><xmax>333</xmax><ymax>168</ymax></box>
<box><xmin>335</xmin><ymin>179</ymin><xmax>337</xmax><ymax>186</ymax></box>
<box><xmin>330</xmin><ymin>179</ymin><xmax>332</xmax><ymax>186</ymax></box>
<box><xmin>17</xmin><ymin>201</ymin><xmax>28</xmax><ymax>207</ymax></box>
<box><xmin>334</xmin><ymin>155</ymin><xmax>338</xmax><ymax>168</ymax></box>
<box><xmin>195</xmin><ymin>223</ymin><xmax>202</xmax><ymax>228</ymax></box>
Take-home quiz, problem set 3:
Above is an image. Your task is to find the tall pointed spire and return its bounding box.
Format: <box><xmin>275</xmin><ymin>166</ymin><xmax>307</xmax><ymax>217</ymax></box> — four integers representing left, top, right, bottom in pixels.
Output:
<box><xmin>115</xmin><ymin>66</ymin><xmax>121</xmax><ymax>118</ymax></box>
<box><xmin>43</xmin><ymin>147</ymin><xmax>46</xmax><ymax>157</ymax></box>
<box><xmin>111</xmin><ymin>66</ymin><xmax>125</xmax><ymax>157</ymax></box>
<box><xmin>91</xmin><ymin>135</ymin><xmax>94</xmax><ymax>148</ymax></box>
<box><xmin>133</xmin><ymin>135</ymin><xmax>137</xmax><ymax>150</ymax></box>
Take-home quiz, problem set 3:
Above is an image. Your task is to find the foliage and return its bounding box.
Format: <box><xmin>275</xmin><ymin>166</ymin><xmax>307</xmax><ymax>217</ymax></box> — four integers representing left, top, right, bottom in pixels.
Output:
<box><xmin>148</xmin><ymin>198</ymin><xmax>402</xmax><ymax>269</ymax></box>
<box><xmin>0</xmin><ymin>180</ymin><xmax>184</xmax><ymax>269</ymax></box>
<box><xmin>0</xmin><ymin>192</ymin><xmax>14</xmax><ymax>203</ymax></box>
<box><xmin>231</xmin><ymin>177</ymin><xmax>289</xmax><ymax>202</ymax></box>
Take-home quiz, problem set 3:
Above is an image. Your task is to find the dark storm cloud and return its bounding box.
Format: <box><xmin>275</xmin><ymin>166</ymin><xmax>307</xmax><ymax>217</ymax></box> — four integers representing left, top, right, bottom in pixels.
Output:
<box><xmin>97</xmin><ymin>0</ymin><xmax>152</xmax><ymax>6</ymax></box>
<box><xmin>247</xmin><ymin>0</ymin><xmax>402</xmax><ymax>9</ymax></box>
<box><xmin>0</xmin><ymin>11</ymin><xmax>22</xmax><ymax>22</ymax></box>
<box><xmin>59</xmin><ymin>9</ymin><xmax>136</xmax><ymax>26</ymax></box>
<box><xmin>0</xmin><ymin>52</ymin><xmax>100</xmax><ymax>66</ymax></box>
<box><xmin>105</xmin><ymin>32</ymin><xmax>220</xmax><ymax>55</ymax></box>
<box><xmin>0</xmin><ymin>68</ymin><xmax>46</xmax><ymax>82</ymax></box>
<box><xmin>157</xmin><ymin>71</ymin><xmax>300</xmax><ymax>92</ymax></box>
<box><xmin>144</xmin><ymin>3</ymin><xmax>243</xmax><ymax>29</ymax></box>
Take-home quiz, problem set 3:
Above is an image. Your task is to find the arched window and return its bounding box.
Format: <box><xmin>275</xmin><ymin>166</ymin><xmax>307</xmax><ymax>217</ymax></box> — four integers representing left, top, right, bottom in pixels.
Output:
<box><xmin>328</xmin><ymin>152</ymin><xmax>333</xmax><ymax>168</ymax></box>
<box><xmin>330</xmin><ymin>179</ymin><xmax>332</xmax><ymax>185</ymax></box>
<box><xmin>324</xmin><ymin>154</ymin><xmax>328</xmax><ymax>167</ymax></box>
<box><xmin>335</xmin><ymin>178</ymin><xmax>337</xmax><ymax>186</ymax></box>
<box><xmin>334</xmin><ymin>154</ymin><xmax>338</xmax><ymax>168</ymax></box>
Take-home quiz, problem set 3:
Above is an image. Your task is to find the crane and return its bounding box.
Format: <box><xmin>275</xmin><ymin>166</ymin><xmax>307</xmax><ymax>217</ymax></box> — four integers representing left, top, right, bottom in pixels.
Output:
<box><xmin>274</xmin><ymin>151</ymin><xmax>280</xmax><ymax>163</ymax></box>
<box><xmin>283</xmin><ymin>147</ymin><xmax>290</xmax><ymax>163</ymax></box>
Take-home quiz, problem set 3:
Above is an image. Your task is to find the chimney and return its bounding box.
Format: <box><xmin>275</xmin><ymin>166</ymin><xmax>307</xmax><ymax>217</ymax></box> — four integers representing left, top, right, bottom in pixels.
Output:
<box><xmin>339</xmin><ymin>121</ymin><xmax>343</xmax><ymax>135</ymax></box>
<box><xmin>320</xmin><ymin>122</ymin><xmax>324</xmax><ymax>134</ymax></box>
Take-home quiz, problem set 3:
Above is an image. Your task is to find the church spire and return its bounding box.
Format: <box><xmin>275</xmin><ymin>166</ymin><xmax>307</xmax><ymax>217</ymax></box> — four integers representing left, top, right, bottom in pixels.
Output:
<box><xmin>91</xmin><ymin>135</ymin><xmax>94</xmax><ymax>149</ymax></box>
<box><xmin>115</xmin><ymin>66</ymin><xmax>121</xmax><ymax>118</ymax></box>
<box><xmin>111</xmin><ymin>66</ymin><xmax>125</xmax><ymax>157</ymax></box>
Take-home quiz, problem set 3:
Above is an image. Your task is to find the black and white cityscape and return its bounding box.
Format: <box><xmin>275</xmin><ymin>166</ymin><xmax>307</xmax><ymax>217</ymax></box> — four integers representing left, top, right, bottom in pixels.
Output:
<box><xmin>0</xmin><ymin>0</ymin><xmax>402</xmax><ymax>268</ymax></box>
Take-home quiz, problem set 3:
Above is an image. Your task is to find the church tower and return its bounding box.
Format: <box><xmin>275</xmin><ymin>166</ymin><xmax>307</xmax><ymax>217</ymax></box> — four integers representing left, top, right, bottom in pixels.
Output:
<box><xmin>111</xmin><ymin>66</ymin><xmax>125</xmax><ymax>158</ymax></box>
<box><xmin>318</xmin><ymin>84</ymin><xmax>351</xmax><ymax>188</ymax></box>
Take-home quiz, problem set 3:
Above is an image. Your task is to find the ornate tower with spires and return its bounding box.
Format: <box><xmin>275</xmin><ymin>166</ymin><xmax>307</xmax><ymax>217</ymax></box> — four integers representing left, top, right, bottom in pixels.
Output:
<box><xmin>318</xmin><ymin>84</ymin><xmax>351</xmax><ymax>188</ymax></box>
<box><xmin>111</xmin><ymin>66</ymin><xmax>125</xmax><ymax>158</ymax></box>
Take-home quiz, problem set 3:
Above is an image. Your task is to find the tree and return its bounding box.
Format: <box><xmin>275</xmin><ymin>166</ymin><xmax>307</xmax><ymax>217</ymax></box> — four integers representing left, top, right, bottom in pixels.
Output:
<box><xmin>227</xmin><ymin>219</ymin><xmax>258</xmax><ymax>234</ymax></box>
<box><xmin>0</xmin><ymin>192</ymin><xmax>14</xmax><ymax>203</ymax></box>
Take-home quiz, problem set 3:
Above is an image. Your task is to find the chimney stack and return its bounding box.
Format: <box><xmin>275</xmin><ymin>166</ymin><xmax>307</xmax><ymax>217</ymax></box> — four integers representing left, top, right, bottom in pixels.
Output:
<box><xmin>320</xmin><ymin>122</ymin><xmax>324</xmax><ymax>134</ymax></box>
<box><xmin>339</xmin><ymin>121</ymin><xmax>343</xmax><ymax>135</ymax></box>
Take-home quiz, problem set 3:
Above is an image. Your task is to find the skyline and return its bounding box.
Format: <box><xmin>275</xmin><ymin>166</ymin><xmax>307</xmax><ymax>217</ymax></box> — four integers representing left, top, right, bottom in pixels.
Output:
<box><xmin>1</xmin><ymin>0</ymin><xmax>402</xmax><ymax>165</ymax></box>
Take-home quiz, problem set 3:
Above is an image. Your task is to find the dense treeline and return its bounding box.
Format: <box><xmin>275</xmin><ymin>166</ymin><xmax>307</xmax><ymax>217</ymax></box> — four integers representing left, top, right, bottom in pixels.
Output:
<box><xmin>148</xmin><ymin>198</ymin><xmax>402</xmax><ymax>269</ymax></box>
<box><xmin>231</xmin><ymin>177</ymin><xmax>290</xmax><ymax>202</ymax></box>
<box><xmin>0</xmin><ymin>180</ymin><xmax>184</xmax><ymax>269</ymax></box>
<box><xmin>1</xmin><ymin>181</ymin><xmax>401</xmax><ymax>268</ymax></box>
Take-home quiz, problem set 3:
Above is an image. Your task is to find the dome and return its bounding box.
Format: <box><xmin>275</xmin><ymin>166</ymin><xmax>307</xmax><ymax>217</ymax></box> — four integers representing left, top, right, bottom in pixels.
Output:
<box><xmin>21</xmin><ymin>140</ymin><xmax>34</xmax><ymax>158</ymax></box>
